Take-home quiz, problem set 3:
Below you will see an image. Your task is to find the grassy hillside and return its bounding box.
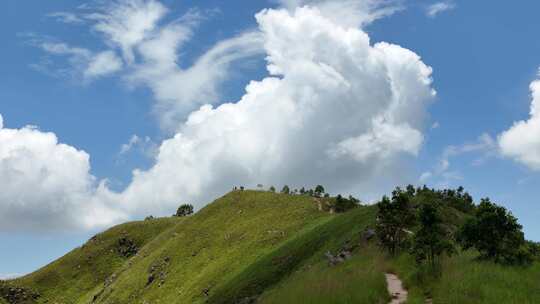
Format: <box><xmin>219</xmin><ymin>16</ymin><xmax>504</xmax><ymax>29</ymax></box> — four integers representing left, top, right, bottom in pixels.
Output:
<box><xmin>257</xmin><ymin>206</ymin><xmax>388</xmax><ymax>304</ymax></box>
<box><xmin>4</xmin><ymin>217</ymin><xmax>180</xmax><ymax>304</ymax></box>
<box><xmin>4</xmin><ymin>189</ymin><xmax>539</xmax><ymax>304</ymax></box>
<box><xmin>92</xmin><ymin>190</ymin><xmax>333</xmax><ymax>303</ymax></box>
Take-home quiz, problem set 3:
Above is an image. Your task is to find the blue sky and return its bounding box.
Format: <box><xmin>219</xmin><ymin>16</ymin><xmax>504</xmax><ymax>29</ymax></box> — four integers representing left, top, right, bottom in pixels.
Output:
<box><xmin>1</xmin><ymin>0</ymin><xmax>540</xmax><ymax>277</ymax></box>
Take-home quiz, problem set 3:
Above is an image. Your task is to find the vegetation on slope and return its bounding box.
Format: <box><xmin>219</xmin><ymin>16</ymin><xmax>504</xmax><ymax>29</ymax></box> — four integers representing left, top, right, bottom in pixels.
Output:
<box><xmin>3</xmin><ymin>217</ymin><xmax>180</xmax><ymax>304</ymax></box>
<box><xmin>4</xmin><ymin>186</ymin><xmax>540</xmax><ymax>304</ymax></box>
<box><xmin>92</xmin><ymin>190</ymin><xmax>332</xmax><ymax>304</ymax></box>
<box><xmin>257</xmin><ymin>206</ymin><xmax>389</xmax><ymax>304</ymax></box>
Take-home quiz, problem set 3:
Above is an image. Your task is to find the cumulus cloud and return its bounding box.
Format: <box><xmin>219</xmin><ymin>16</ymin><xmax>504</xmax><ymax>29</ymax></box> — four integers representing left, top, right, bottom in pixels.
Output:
<box><xmin>101</xmin><ymin>5</ymin><xmax>434</xmax><ymax>217</ymax></box>
<box><xmin>0</xmin><ymin>114</ymin><xmax>126</xmax><ymax>232</ymax></box>
<box><xmin>499</xmin><ymin>78</ymin><xmax>540</xmax><ymax>170</ymax></box>
<box><xmin>426</xmin><ymin>1</ymin><xmax>456</xmax><ymax>18</ymax></box>
<box><xmin>277</xmin><ymin>0</ymin><xmax>404</xmax><ymax>27</ymax></box>
<box><xmin>13</xmin><ymin>1</ymin><xmax>435</xmax><ymax>232</ymax></box>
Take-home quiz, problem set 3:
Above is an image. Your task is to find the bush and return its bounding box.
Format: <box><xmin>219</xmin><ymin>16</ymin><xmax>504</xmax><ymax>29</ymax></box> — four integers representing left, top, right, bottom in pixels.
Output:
<box><xmin>457</xmin><ymin>198</ymin><xmax>531</xmax><ymax>265</ymax></box>
<box><xmin>411</xmin><ymin>202</ymin><xmax>454</xmax><ymax>269</ymax></box>
<box><xmin>314</xmin><ymin>185</ymin><xmax>325</xmax><ymax>197</ymax></box>
<box><xmin>175</xmin><ymin>204</ymin><xmax>194</xmax><ymax>217</ymax></box>
<box><xmin>376</xmin><ymin>188</ymin><xmax>416</xmax><ymax>256</ymax></box>
<box><xmin>334</xmin><ymin>195</ymin><xmax>359</xmax><ymax>213</ymax></box>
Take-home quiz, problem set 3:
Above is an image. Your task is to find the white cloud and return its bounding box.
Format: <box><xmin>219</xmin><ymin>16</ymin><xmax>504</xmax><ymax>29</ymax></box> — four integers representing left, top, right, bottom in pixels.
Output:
<box><xmin>84</xmin><ymin>50</ymin><xmax>123</xmax><ymax>78</ymax></box>
<box><xmin>130</xmin><ymin>29</ymin><xmax>264</xmax><ymax>131</ymax></box>
<box><xmin>420</xmin><ymin>133</ymin><xmax>496</xmax><ymax>185</ymax></box>
<box><xmin>426</xmin><ymin>1</ymin><xmax>456</xmax><ymax>18</ymax></box>
<box><xmin>101</xmin><ymin>5</ymin><xmax>434</xmax><ymax>216</ymax></box>
<box><xmin>499</xmin><ymin>79</ymin><xmax>540</xmax><ymax>170</ymax></box>
<box><xmin>0</xmin><ymin>116</ymin><xmax>127</xmax><ymax>232</ymax></box>
<box><xmin>277</xmin><ymin>0</ymin><xmax>404</xmax><ymax>27</ymax></box>
<box><xmin>118</xmin><ymin>134</ymin><xmax>156</xmax><ymax>157</ymax></box>
<box><xmin>38</xmin><ymin>42</ymin><xmax>122</xmax><ymax>80</ymax></box>
<box><xmin>47</xmin><ymin>12</ymin><xmax>85</xmax><ymax>24</ymax></box>
<box><xmin>87</xmin><ymin>0</ymin><xmax>168</xmax><ymax>64</ymax></box>
<box><xmin>14</xmin><ymin>1</ymin><xmax>435</xmax><ymax>232</ymax></box>
<box><xmin>35</xmin><ymin>1</ymin><xmax>263</xmax><ymax>130</ymax></box>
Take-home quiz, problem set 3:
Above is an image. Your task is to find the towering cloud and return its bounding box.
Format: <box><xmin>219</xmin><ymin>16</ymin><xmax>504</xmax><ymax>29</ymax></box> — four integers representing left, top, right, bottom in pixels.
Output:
<box><xmin>5</xmin><ymin>0</ymin><xmax>435</xmax><ymax>232</ymax></box>
<box><xmin>105</xmin><ymin>5</ymin><xmax>435</xmax><ymax>218</ymax></box>
<box><xmin>499</xmin><ymin>78</ymin><xmax>540</xmax><ymax>170</ymax></box>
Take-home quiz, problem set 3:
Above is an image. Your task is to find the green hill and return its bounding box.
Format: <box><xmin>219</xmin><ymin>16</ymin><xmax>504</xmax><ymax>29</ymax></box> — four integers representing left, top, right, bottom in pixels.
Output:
<box><xmin>3</xmin><ymin>217</ymin><xmax>180</xmax><ymax>304</ymax></box>
<box><xmin>2</xmin><ymin>189</ymin><xmax>539</xmax><ymax>304</ymax></box>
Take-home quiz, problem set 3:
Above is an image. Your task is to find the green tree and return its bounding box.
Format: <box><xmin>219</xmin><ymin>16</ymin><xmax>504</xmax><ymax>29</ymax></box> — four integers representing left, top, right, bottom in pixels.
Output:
<box><xmin>175</xmin><ymin>204</ymin><xmax>194</xmax><ymax>217</ymax></box>
<box><xmin>269</xmin><ymin>186</ymin><xmax>276</xmax><ymax>193</ymax></box>
<box><xmin>314</xmin><ymin>185</ymin><xmax>325</xmax><ymax>197</ymax></box>
<box><xmin>376</xmin><ymin>189</ymin><xmax>416</xmax><ymax>255</ymax></box>
<box><xmin>412</xmin><ymin>202</ymin><xmax>454</xmax><ymax>268</ymax></box>
<box><xmin>335</xmin><ymin>194</ymin><xmax>359</xmax><ymax>213</ymax></box>
<box><xmin>281</xmin><ymin>185</ymin><xmax>290</xmax><ymax>194</ymax></box>
<box><xmin>457</xmin><ymin>198</ymin><xmax>531</xmax><ymax>265</ymax></box>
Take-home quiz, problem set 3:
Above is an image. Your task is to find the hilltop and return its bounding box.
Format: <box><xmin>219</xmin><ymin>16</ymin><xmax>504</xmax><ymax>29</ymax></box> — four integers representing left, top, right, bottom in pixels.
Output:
<box><xmin>1</xmin><ymin>188</ymin><xmax>539</xmax><ymax>304</ymax></box>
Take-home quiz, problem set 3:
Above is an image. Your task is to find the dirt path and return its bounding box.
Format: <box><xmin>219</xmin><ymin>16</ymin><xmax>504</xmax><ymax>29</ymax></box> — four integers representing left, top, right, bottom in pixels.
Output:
<box><xmin>385</xmin><ymin>273</ymin><xmax>408</xmax><ymax>304</ymax></box>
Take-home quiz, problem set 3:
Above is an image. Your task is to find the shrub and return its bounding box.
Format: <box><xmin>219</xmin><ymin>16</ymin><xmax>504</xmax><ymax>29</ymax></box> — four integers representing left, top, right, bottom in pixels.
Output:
<box><xmin>411</xmin><ymin>202</ymin><xmax>454</xmax><ymax>269</ymax></box>
<box><xmin>334</xmin><ymin>194</ymin><xmax>359</xmax><ymax>213</ymax></box>
<box><xmin>457</xmin><ymin>198</ymin><xmax>531</xmax><ymax>265</ymax></box>
<box><xmin>175</xmin><ymin>204</ymin><xmax>194</xmax><ymax>217</ymax></box>
<box><xmin>314</xmin><ymin>185</ymin><xmax>325</xmax><ymax>197</ymax></box>
<box><xmin>376</xmin><ymin>188</ymin><xmax>416</xmax><ymax>256</ymax></box>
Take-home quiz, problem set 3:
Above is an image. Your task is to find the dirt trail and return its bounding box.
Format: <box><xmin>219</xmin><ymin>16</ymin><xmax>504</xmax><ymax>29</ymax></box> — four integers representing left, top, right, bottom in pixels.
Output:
<box><xmin>385</xmin><ymin>273</ymin><xmax>408</xmax><ymax>304</ymax></box>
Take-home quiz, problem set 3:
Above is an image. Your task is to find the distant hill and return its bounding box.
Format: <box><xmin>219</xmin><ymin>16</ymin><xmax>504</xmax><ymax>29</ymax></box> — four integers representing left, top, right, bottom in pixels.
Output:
<box><xmin>1</xmin><ymin>189</ymin><xmax>539</xmax><ymax>304</ymax></box>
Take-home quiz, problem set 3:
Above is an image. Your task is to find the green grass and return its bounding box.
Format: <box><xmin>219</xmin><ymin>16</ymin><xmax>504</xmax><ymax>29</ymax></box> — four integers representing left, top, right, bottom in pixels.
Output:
<box><xmin>254</xmin><ymin>206</ymin><xmax>390</xmax><ymax>304</ymax></box>
<box><xmin>431</xmin><ymin>252</ymin><xmax>540</xmax><ymax>303</ymax></box>
<box><xmin>259</xmin><ymin>245</ymin><xmax>389</xmax><ymax>304</ymax></box>
<box><xmin>92</xmin><ymin>191</ymin><xmax>332</xmax><ymax>304</ymax></box>
<box><xmin>387</xmin><ymin>251</ymin><xmax>540</xmax><ymax>304</ymax></box>
<box><xmin>8</xmin><ymin>216</ymin><xmax>180</xmax><ymax>304</ymax></box>
<box><xmin>8</xmin><ymin>189</ymin><xmax>540</xmax><ymax>304</ymax></box>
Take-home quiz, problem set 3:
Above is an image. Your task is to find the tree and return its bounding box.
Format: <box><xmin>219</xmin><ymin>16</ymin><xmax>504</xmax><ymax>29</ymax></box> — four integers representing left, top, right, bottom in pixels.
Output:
<box><xmin>457</xmin><ymin>198</ymin><xmax>531</xmax><ymax>265</ymax></box>
<box><xmin>281</xmin><ymin>185</ymin><xmax>290</xmax><ymax>194</ymax></box>
<box><xmin>412</xmin><ymin>202</ymin><xmax>454</xmax><ymax>268</ymax></box>
<box><xmin>314</xmin><ymin>185</ymin><xmax>325</xmax><ymax>197</ymax></box>
<box><xmin>299</xmin><ymin>187</ymin><xmax>306</xmax><ymax>195</ymax></box>
<box><xmin>376</xmin><ymin>189</ymin><xmax>416</xmax><ymax>255</ymax></box>
<box><xmin>175</xmin><ymin>204</ymin><xmax>194</xmax><ymax>217</ymax></box>
<box><xmin>335</xmin><ymin>194</ymin><xmax>359</xmax><ymax>213</ymax></box>
<box><xmin>269</xmin><ymin>186</ymin><xmax>276</xmax><ymax>192</ymax></box>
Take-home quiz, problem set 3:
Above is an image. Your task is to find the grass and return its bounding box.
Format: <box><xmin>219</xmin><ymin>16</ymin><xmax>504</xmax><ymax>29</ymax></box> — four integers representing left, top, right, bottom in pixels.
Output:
<box><xmin>254</xmin><ymin>205</ymin><xmax>390</xmax><ymax>304</ymax></box>
<box><xmin>7</xmin><ymin>189</ymin><xmax>540</xmax><ymax>304</ymax></box>
<box><xmin>92</xmin><ymin>191</ymin><xmax>332</xmax><ymax>304</ymax></box>
<box><xmin>431</xmin><ymin>252</ymin><xmax>540</xmax><ymax>303</ymax></box>
<box><xmin>7</xmin><ymin>216</ymin><xmax>180</xmax><ymax>304</ymax></box>
<box><xmin>259</xmin><ymin>245</ymin><xmax>389</xmax><ymax>304</ymax></box>
<box><xmin>387</xmin><ymin>250</ymin><xmax>540</xmax><ymax>304</ymax></box>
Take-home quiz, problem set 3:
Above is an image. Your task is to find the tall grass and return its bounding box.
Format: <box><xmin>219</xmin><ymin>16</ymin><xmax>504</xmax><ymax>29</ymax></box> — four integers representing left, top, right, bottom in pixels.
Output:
<box><xmin>389</xmin><ymin>251</ymin><xmax>540</xmax><ymax>304</ymax></box>
<box><xmin>259</xmin><ymin>245</ymin><xmax>389</xmax><ymax>304</ymax></box>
